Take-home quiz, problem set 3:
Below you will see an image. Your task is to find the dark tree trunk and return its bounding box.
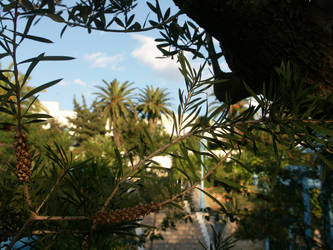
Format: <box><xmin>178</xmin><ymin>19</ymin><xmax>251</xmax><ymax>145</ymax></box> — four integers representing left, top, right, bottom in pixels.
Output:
<box><xmin>173</xmin><ymin>0</ymin><xmax>333</xmax><ymax>103</ymax></box>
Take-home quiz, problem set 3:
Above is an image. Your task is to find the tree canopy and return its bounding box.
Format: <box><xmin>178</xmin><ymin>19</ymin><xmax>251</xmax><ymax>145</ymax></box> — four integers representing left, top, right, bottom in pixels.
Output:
<box><xmin>137</xmin><ymin>85</ymin><xmax>172</xmax><ymax>131</ymax></box>
<box><xmin>10</xmin><ymin>0</ymin><xmax>332</xmax><ymax>105</ymax></box>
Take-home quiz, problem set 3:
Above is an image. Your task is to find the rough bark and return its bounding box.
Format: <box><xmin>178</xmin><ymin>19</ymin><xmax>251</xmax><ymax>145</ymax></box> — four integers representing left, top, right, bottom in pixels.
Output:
<box><xmin>173</xmin><ymin>0</ymin><xmax>333</xmax><ymax>103</ymax></box>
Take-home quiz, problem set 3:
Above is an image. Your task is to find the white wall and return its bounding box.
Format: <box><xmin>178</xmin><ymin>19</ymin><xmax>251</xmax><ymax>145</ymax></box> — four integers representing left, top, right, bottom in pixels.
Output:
<box><xmin>40</xmin><ymin>101</ymin><xmax>76</xmax><ymax>129</ymax></box>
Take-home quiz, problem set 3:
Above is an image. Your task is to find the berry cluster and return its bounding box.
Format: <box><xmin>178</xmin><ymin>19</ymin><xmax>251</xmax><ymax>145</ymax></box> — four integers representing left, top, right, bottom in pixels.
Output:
<box><xmin>91</xmin><ymin>202</ymin><xmax>161</xmax><ymax>226</ymax></box>
<box><xmin>14</xmin><ymin>133</ymin><xmax>32</xmax><ymax>183</ymax></box>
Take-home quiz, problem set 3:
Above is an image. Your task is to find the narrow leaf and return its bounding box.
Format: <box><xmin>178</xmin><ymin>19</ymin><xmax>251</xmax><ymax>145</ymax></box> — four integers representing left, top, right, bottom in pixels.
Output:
<box><xmin>0</xmin><ymin>53</ymin><xmax>10</xmax><ymax>59</ymax></box>
<box><xmin>22</xmin><ymin>78</ymin><xmax>62</xmax><ymax>100</ymax></box>
<box><xmin>114</xmin><ymin>17</ymin><xmax>124</xmax><ymax>27</ymax></box>
<box><xmin>19</xmin><ymin>56</ymin><xmax>75</xmax><ymax>64</ymax></box>
<box><xmin>8</xmin><ymin>30</ymin><xmax>53</xmax><ymax>43</ymax></box>
<box><xmin>24</xmin><ymin>119</ymin><xmax>47</xmax><ymax>124</ymax></box>
<box><xmin>22</xmin><ymin>53</ymin><xmax>45</xmax><ymax>87</ymax></box>
<box><xmin>146</xmin><ymin>2</ymin><xmax>156</xmax><ymax>12</ymax></box>
<box><xmin>19</xmin><ymin>15</ymin><xmax>35</xmax><ymax>44</ymax></box>
<box><xmin>0</xmin><ymin>107</ymin><xmax>13</xmax><ymax>115</ymax></box>
<box><xmin>196</xmin><ymin>187</ymin><xmax>228</xmax><ymax>214</ymax></box>
<box><xmin>60</xmin><ymin>25</ymin><xmax>68</xmax><ymax>38</ymax></box>
<box><xmin>20</xmin><ymin>0</ymin><xmax>35</xmax><ymax>10</ymax></box>
<box><xmin>48</xmin><ymin>13</ymin><xmax>65</xmax><ymax>23</ymax></box>
<box><xmin>126</xmin><ymin>14</ymin><xmax>135</xmax><ymax>26</ymax></box>
<box><xmin>24</xmin><ymin>113</ymin><xmax>53</xmax><ymax>119</ymax></box>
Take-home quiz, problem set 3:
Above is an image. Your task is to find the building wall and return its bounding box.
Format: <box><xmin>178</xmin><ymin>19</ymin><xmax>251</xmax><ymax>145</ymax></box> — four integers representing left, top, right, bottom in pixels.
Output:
<box><xmin>40</xmin><ymin>101</ymin><xmax>76</xmax><ymax>129</ymax></box>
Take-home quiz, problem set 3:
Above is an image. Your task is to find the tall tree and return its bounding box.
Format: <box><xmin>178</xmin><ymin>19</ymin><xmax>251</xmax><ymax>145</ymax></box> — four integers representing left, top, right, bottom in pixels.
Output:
<box><xmin>67</xmin><ymin>96</ymin><xmax>106</xmax><ymax>144</ymax></box>
<box><xmin>94</xmin><ymin>79</ymin><xmax>134</xmax><ymax>148</ymax></box>
<box><xmin>170</xmin><ymin>0</ymin><xmax>333</xmax><ymax>104</ymax></box>
<box><xmin>32</xmin><ymin>0</ymin><xmax>333</xmax><ymax>106</ymax></box>
<box><xmin>137</xmin><ymin>85</ymin><xmax>172</xmax><ymax>132</ymax></box>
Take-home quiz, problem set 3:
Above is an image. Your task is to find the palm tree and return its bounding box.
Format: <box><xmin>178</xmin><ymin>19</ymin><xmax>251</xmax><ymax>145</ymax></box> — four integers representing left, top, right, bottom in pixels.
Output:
<box><xmin>94</xmin><ymin>79</ymin><xmax>134</xmax><ymax>148</ymax></box>
<box><xmin>137</xmin><ymin>85</ymin><xmax>172</xmax><ymax>132</ymax></box>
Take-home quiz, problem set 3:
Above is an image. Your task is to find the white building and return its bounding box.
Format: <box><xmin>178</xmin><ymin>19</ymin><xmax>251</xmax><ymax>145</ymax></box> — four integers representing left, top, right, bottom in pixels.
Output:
<box><xmin>40</xmin><ymin>101</ymin><xmax>76</xmax><ymax>129</ymax></box>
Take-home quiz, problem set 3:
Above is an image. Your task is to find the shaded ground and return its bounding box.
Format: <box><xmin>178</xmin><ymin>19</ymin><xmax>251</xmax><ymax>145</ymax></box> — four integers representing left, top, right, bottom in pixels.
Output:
<box><xmin>139</xmin><ymin>187</ymin><xmax>264</xmax><ymax>250</ymax></box>
<box><xmin>196</xmin><ymin>187</ymin><xmax>264</xmax><ymax>250</ymax></box>
<box><xmin>142</xmin><ymin>209</ymin><xmax>205</xmax><ymax>250</ymax></box>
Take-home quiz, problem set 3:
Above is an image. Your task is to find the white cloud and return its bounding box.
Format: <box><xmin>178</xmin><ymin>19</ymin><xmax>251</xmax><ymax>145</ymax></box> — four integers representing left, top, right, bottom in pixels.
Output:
<box><xmin>131</xmin><ymin>34</ymin><xmax>182</xmax><ymax>81</ymax></box>
<box><xmin>84</xmin><ymin>52</ymin><xmax>124</xmax><ymax>70</ymax></box>
<box><xmin>74</xmin><ymin>79</ymin><xmax>88</xmax><ymax>87</ymax></box>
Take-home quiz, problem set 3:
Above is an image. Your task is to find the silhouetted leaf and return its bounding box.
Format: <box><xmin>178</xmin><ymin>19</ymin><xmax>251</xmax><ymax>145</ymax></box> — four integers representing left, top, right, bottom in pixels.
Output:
<box><xmin>9</xmin><ymin>30</ymin><xmax>53</xmax><ymax>43</ymax></box>
<box><xmin>22</xmin><ymin>53</ymin><xmax>45</xmax><ymax>87</ymax></box>
<box><xmin>48</xmin><ymin>13</ymin><xmax>65</xmax><ymax>23</ymax></box>
<box><xmin>22</xmin><ymin>78</ymin><xmax>62</xmax><ymax>100</ymax></box>
<box><xmin>114</xmin><ymin>17</ymin><xmax>124</xmax><ymax>27</ymax></box>
<box><xmin>19</xmin><ymin>56</ymin><xmax>75</xmax><ymax>64</ymax></box>
<box><xmin>24</xmin><ymin>119</ymin><xmax>47</xmax><ymax>124</ymax></box>
<box><xmin>0</xmin><ymin>107</ymin><xmax>13</xmax><ymax>115</ymax></box>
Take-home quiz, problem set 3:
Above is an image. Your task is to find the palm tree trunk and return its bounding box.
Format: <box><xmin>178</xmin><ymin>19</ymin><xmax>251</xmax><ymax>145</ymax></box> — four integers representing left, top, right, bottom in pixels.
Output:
<box><xmin>148</xmin><ymin>118</ymin><xmax>157</xmax><ymax>134</ymax></box>
<box><xmin>113</xmin><ymin>127</ymin><xmax>121</xmax><ymax>148</ymax></box>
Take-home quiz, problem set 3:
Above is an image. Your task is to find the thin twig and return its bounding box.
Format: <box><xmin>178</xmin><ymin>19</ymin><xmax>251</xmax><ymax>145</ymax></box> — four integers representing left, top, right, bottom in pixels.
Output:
<box><xmin>6</xmin><ymin>219</ymin><xmax>32</xmax><ymax>250</ymax></box>
<box><xmin>23</xmin><ymin>183</ymin><xmax>33</xmax><ymax>212</ymax></box>
<box><xmin>101</xmin><ymin>131</ymin><xmax>193</xmax><ymax>212</ymax></box>
<box><xmin>31</xmin><ymin>230</ymin><xmax>89</xmax><ymax>235</ymax></box>
<box><xmin>32</xmin><ymin>215</ymin><xmax>89</xmax><ymax>221</ymax></box>
<box><xmin>215</xmin><ymin>118</ymin><xmax>333</xmax><ymax>129</ymax></box>
<box><xmin>35</xmin><ymin>168</ymin><xmax>69</xmax><ymax>214</ymax></box>
<box><xmin>159</xmin><ymin>147</ymin><xmax>234</xmax><ymax>207</ymax></box>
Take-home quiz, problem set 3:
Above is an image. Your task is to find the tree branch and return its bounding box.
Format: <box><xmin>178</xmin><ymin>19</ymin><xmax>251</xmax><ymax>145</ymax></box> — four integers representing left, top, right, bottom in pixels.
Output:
<box><xmin>159</xmin><ymin>146</ymin><xmax>234</xmax><ymax>207</ymax></box>
<box><xmin>101</xmin><ymin>131</ymin><xmax>194</xmax><ymax>212</ymax></box>
<box><xmin>58</xmin><ymin>11</ymin><xmax>183</xmax><ymax>34</ymax></box>
<box><xmin>35</xmin><ymin>167</ymin><xmax>69</xmax><ymax>214</ymax></box>
<box><xmin>32</xmin><ymin>215</ymin><xmax>89</xmax><ymax>221</ymax></box>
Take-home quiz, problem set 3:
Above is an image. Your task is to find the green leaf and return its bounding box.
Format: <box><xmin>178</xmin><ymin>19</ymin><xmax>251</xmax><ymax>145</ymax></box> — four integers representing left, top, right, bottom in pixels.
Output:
<box><xmin>9</xmin><ymin>101</ymin><xmax>16</xmax><ymax>115</ymax></box>
<box><xmin>146</xmin><ymin>2</ymin><xmax>156</xmax><ymax>12</ymax></box>
<box><xmin>19</xmin><ymin>15</ymin><xmax>36</xmax><ymax>44</ymax></box>
<box><xmin>0</xmin><ymin>85</ymin><xmax>10</xmax><ymax>91</ymax></box>
<box><xmin>0</xmin><ymin>53</ymin><xmax>10</xmax><ymax>59</ymax></box>
<box><xmin>196</xmin><ymin>187</ymin><xmax>228</xmax><ymax>214</ymax></box>
<box><xmin>114</xmin><ymin>17</ymin><xmax>124</xmax><ymax>27</ymax></box>
<box><xmin>19</xmin><ymin>0</ymin><xmax>35</xmax><ymax>10</ymax></box>
<box><xmin>60</xmin><ymin>25</ymin><xmax>68</xmax><ymax>38</ymax></box>
<box><xmin>22</xmin><ymin>53</ymin><xmax>45</xmax><ymax>88</ymax></box>
<box><xmin>0</xmin><ymin>72</ymin><xmax>14</xmax><ymax>87</ymax></box>
<box><xmin>163</xmin><ymin>8</ymin><xmax>171</xmax><ymax>20</ymax></box>
<box><xmin>22</xmin><ymin>95</ymin><xmax>39</xmax><ymax>116</ymax></box>
<box><xmin>0</xmin><ymin>122</ymin><xmax>15</xmax><ymax>129</ymax></box>
<box><xmin>22</xmin><ymin>78</ymin><xmax>62</xmax><ymax>100</ymax></box>
<box><xmin>126</xmin><ymin>14</ymin><xmax>135</xmax><ymax>27</ymax></box>
<box><xmin>47</xmin><ymin>13</ymin><xmax>65</xmax><ymax>23</ymax></box>
<box><xmin>7</xmin><ymin>30</ymin><xmax>52</xmax><ymax>43</ymax></box>
<box><xmin>149</xmin><ymin>20</ymin><xmax>158</xmax><ymax>27</ymax></box>
<box><xmin>0</xmin><ymin>107</ymin><xmax>13</xmax><ymax>115</ymax></box>
<box><xmin>47</xmin><ymin>0</ymin><xmax>55</xmax><ymax>13</ymax></box>
<box><xmin>3</xmin><ymin>2</ymin><xmax>16</xmax><ymax>11</ymax></box>
<box><xmin>24</xmin><ymin>113</ymin><xmax>53</xmax><ymax>119</ymax></box>
<box><xmin>128</xmin><ymin>22</ymin><xmax>141</xmax><ymax>31</ymax></box>
<box><xmin>24</xmin><ymin>119</ymin><xmax>47</xmax><ymax>124</ymax></box>
<box><xmin>19</xmin><ymin>56</ymin><xmax>75</xmax><ymax>64</ymax></box>
<box><xmin>155</xmin><ymin>0</ymin><xmax>162</xmax><ymax>21</ymax></box>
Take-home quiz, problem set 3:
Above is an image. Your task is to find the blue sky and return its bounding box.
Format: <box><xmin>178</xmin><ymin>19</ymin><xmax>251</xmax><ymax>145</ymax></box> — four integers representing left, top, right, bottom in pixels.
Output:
<box><xmin>4</xmin><ymin>1</ymin><xmax>229</xmax><ymax>111</ymax></box>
